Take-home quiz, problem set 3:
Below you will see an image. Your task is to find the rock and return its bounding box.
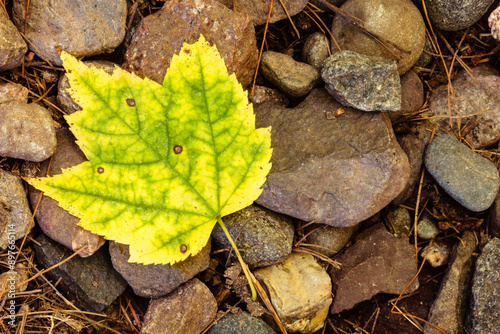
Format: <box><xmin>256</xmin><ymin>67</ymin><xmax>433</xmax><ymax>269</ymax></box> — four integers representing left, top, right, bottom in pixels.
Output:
<box><xmin>321</xmin><ymin>50</ymin><xmax>401</xmax><ymax>111</ymax></box>
<box><xmin>414</xmin><ymin>35</ymin><xmax>434</xmax><ymax>68</ymax></box>
<box><xmin>417</xmin><ymin>216</ymin><xmax>441</xmax><ymax>240</ymax></box>
<box><xmin>249</xmin><ymin>85</ymin><xmax>289</xmax><ymax>106</ymax></box>
<box><xmin>399</xmin><ymin>70</ymin><xmax>424</xmax><ymax>114</ymax></box>
<box><xmin>421</xmin><ymin>0</ymin><xmax>495</xmax><ymax>31</ymax></box>
<box><xmin>109</xmin><ymin>241</ymin><xmax>210</xmax><ymax>298</ymax></box>
<box><xmin>34</xmin><ymin>233</ymin><xmax>127</xmax><ymax>312</ymax></box>
<box><xmin>304</xmin><ymin>224</ymin><xmax>358</xmax><ymax>257</ymax></box>
<box><xmin>212</xmin><ymin>205</ymin><xmax>294</xmax><ymax>268</ymax></box>
<box><xmin>466</xmin><ymin>238</ymin><xmax>500</xmax><ymax>334</ymax></box>
<box><xmin>489</xmin><ymin>5</ymin><xmax>500</xmax><ymax>41</ymax></box>
<box><xmin>29</xmin><ymin>127</ymin><xmax>105</xmax><ymax>257</ymax></box>
<box><xmin>12</xmin><ymin>0</ymin><xmax>127</xmax><ymax>66</ymax></box>
<box><xmin>0</xmin><ymin>100</ymin><xmax>57</xmax><ymax>162</ymax></box>
<box><xmin>0</xmin><ymin>263</ymin><xmax>29</xmax><ymax>294</ymax></box>
<box><xmin>421</xmin><ymin>240</ymin><xmax>452</xmax><ymax>267</ymax></box>
<box><xmin>384</xmin><ymin>206</ymin><xmax>412</xmax><ymax>238</ymax></box>
<box><xmin>302</xmin><ymin>32</ymin><xmax>330</xmax><ymax>69</ymax></box>
<box><xmin>218</xmin><ymin>0</ymin><xmax>308</xmax><ymax>25</ymax></box>
<box><xmin>255</xmin><ymin>89</ymin><xmax>410</xmax><ymax>227</ymax></box>
<box><xmin>330</xmin><ymin>223</ymin><xmax>419</xmax><ymax>313</ymax></box>
<box><xmin>123</xmin><ymin>0</ymin><xmax>257</xmax><ymax>88</ymax></box>
<box><xmin>490</xmin><ymin>191</ymin><xmax>500</xmax><ymax>238</ymax></box>
<box><xmin>57</xmin><ymin>60</ymin><xmax>117</xmax><ymax>115</ymax></box>
<box><xmin>424</xmin><ymin>231</ymin><xmax>477</xmax><ymax>334</ymax></box>
<box><xmin>0</xmin><ymin>9</ymin><xmax>26</xmax><ymax>71</ymax></box>
<box><xmin>424</xmin><ymin>134</ymin><xmax>500</xmax><ymax>212</ymax></box>
<box><xmin>141</xmin><ymin>278</ymin><xmax>217</xmax><ymax>334</ymax></box>
<box><xmin>0</xmin><ymin>82</ymin><xmax>29</xmax><ymax>103</ymax></box>
<box><xmin>330</xmin><ymin>0</ymin><xmax>425</xmax><ymax>75</ymax></box>
<box><xmin>254</xmin><ymin>253</ymin><xmax>332</xmax><ymax>333</ymax></box>
<box><xmin>260</xmin><ymin>51</ymin><xmax>320</xmax><ymax>97</ymax></box>
<box><xmin>206</xmin><ymin>311</ymin><xmax>277</xmax><ymax>334</ymax></box>
<box><xmin>0</xmin><ymin>169</ymin><xmax>33</xmax><ymax>250</ymax></box>
<box><xmin>427</xmin><ymin>68</ymin><xmax>500</xmax><ymax>149</ymax></box>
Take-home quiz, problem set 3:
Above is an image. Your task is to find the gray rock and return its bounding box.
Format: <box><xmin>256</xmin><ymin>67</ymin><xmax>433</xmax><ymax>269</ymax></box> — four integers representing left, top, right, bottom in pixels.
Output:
<box><xmin>330</xmin><ymin>223</ymin><xmax>419</xmax><ymax>313</ymax></box>
<box><xmin>0</xmin><ymin>169</ymin><xmax>33</xmax><ymax>250</ymax></box>
<box><xmin>417</xmin><ymin>216</ymin><xmax>441</xmax><ymax>240</ymax></box>
<box><xmin>414</xmin><ymin>35</ymin><xmax>434</xmax><ymax>68</ymax></box>
<box><xmin>141</xmin><ymin>278</ymin><xmax>217</xmax><ymax>334</ymax></box>
<box><xmin>424</xmin><ymin>134</ymin><xmax>500</xmax><ymax>212</ymax></box>
<box><xmin>29</xmin><ymin>127</ymin><xmax>105</xmax><ymax>257</ymax></box>
<box><xmin>255</xmin><ymin>89</ymin><xmax>410</xmax><ymax>227</ymax></box>
<box><xmin>12</xmin><ymin>0</ymin><xmax>126</xmax><ymax>66</ymax></box>
<box><xmin>218</xmin><ymin>0</ymin><xmax>308</xmax><ymax>25</ymax></box>
<box><xmin>206</xmin><ymin>311</ymin><xmax>276</xmax><ymax>334</ymax></box>
<box><xmin>330</xmin><ymin>0</ymin><xmax>425</xmax><ymax>75</ymax></box>
<box><xmin>424</xmin><ymin>231</ymin><xmax>477</xmax><ymax>334</ymax></box>
<box><xmin>421</xmin><ymin>240</ymin><xmax>452</xmax><ymax>267</ymax></box>
<box><xmin>254</xmin><ymin>253</ymin><xmax>332</xmax><ymax>333</ymax></box>
<box><xmin>302</xmin><ymin>32</ymin><xmax>330</xmax><ymax>69</ymax></box>
<box><xmin>0</xmin><ymin>82</ymin><xmax>28</xmax><ymax>104</ymax></box>
<box><xmin>260</xmin><ymin>51</ymin><xmax>320</xmax><ymax>98</ymax></box>
<box><xmin>384</xmin><ymin>206</ymin><xmax>412</xmax><ymax>238</ymax></box>
<box><xmin>467</xmin><ymin>238</ymin><xmax>500</xmax><ymax>334</ymax></box>
<box><xmin>212</xmin><ymin>205</ymin><xmax>294</xmax><ymax>268</ymax></box>
<box><xmin>0</xmin><ymin>100</ymin><xmax>56</xmax><ymax>162</ymax></box>
<box><xmin>304</xmin><ymin>224</ymin><xmax>358</xmax><ymax>257</ymax></box>
<box><xmin>34</xmin><ymin>233</ymin><xmax>127</xmax><ymax>312</ymax></box>
<box><xmin>109</xmin><ymin>241</ymin><xmax>210</xmax><ymax>298</ymax></box>
<box><xmin>249</xmin><ymin>85</ymin><xmax>289</xmax><ymax>106</ymax></box>
<box><xmin>321</xmin><ymin>50</ymin><xmax>401</xmax><ymax>111</ymax></box>
<box><xmin>0</xmin><ymin>9</ymin><xmax>26</xmax><ymax>71</ymax></box>
<box><xmin>489</xmin><ymin>191</ymin><xmax>500</xmax><ymax>238</ymax></box>
<box><xmin>421</xmin><ymin>0</ymin><xmax>495</xmax><ymax>31</ymax></box>
<box><xmin>123</xmin><ymin>0</ymin><xmax>257</xmax><ymax>88</ymax></box>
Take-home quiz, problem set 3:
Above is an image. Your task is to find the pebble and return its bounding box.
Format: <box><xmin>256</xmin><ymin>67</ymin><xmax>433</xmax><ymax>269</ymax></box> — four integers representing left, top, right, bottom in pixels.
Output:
<box><xmin>399</xmin><ymin>70</ymin><xmax>425</xmax><ymax>114</ymax></box>
<box><xmin>330</xmin><ymin>223</ymin><xmax>419</xmax><ymax>313</ymax></box>
<box><xmin>302</xmin><ymin>32</ymin><xmax>330</xmax><ymax>69</ymax></box>
<box><xmin>218</xmin><ymin>0</ymin><xmax>309</xmax><ymax>25</ymax></box>
<box><xmin>0</xmin><ymin>9</ymin><xmax>27</xmax><ymax>71</ymax></box>
<box><xmin>0</xmin><ymin>169</ymin><xmax>33</xmax><ymax>250</ymax></box>
<box><xmin>28</xmin><ymin>127</ymin><xmax>105</xmax><ymax>257</ymax></box>
<box><xmin>248</xmin><ymin>85</ymin><xmax>289</xmax><ymax>106</ymax></box>
<box><xmin>0</xmin><ymin>82</ymin><xmax>28</xmax><ymax>103</ymax></box>
<box><xmin>0</xmin><ymin>263</ymin><xmax>29</xmax><ymax>294</ymax></box>
<box><xmin>421</xmin><ymin>240</ymin><xmax>452</xmax><ymax>267</ymax></box>
<box><xmin>0</xmin><ymin>100</ymin><xmax>57</xmax><ymax>162</ymax></box>
<box><xmin>123</xmin><ymin>0</ymin><xmax>257</xmax><ymax>88</ymax></box>
<box><xmin>304</xmin><ymin>224</ymin><xmax>358</xmax><ymax>257</ymax></box>
<box><xmin>424</xmin><ymin>231</ymin><xmax>477</xmax><ymax>334</ymax></box>
<box><xmin>330</xmin><ymin>0</ymin><xmax>426</xmax><ymax>75</ymax></box>
<box><xmin>424</xmin><ymin>134</ymin><xmax>500</xmax><ymax>212</ymax></box>
<box><xmin>34</xmin><ymin>233</ymin><xmax>127</xmax><ymax>312</ymax></box>
<box><xmin>414</xmin><ymin>35</ymin><xmax>434</xmax><ymax>68</ymax></box>
<box><xmin>12</xmin><ymin>0</ymin><xmax>127</xmax><ymax>66</ymax></box>
<box><xmin>467</xmin><ymin>238</ymin><xmax>500</xmax><ymax>333</ymax></box>
<box><xmin>490</xmin><ymin>191</ymin><xmax>500</xmax><ymax>238</ymax></box>
<box><xmin>212</xmin><ymin>205</ymin><xmax>294</xmax><ymax>268</ymax></box>
<box><xmin>417</xmin><ymin>216</ymin><xmax>441</xmax><ymax>240</ymax></box>
<box><xmin>260</xmin><ymin>51</ymin><xmax>320</xmax><ymax>97</ymax></box>
<box><xmin>206</xmin><ymin>311</ymin><xmax>277</xmax><ymax>334</ymax></box>
<box><xmin>321</xmin><ymin>50</ymin><xmax>401</xmax><ymax>111</ymax></box>
<box><xmin>384</xmin><ymin>206</ymin><xmax>412</xmax><ymax>238</ymax></box>
<box><xmin>109</xmin><ymin>241</ymin><xmax>210</xmax><ymax>298</ymax></box>
<box><xmin>421</xmin><ymin>0</ymin><xmax>495</xmax><ymax>31</ymax></box>
<box><xmin>255</xmin><ymin>89</ymin><xmax>410</xmax><ymax>227</ymax></box>
<box><xmin>254</xmin><ymin>252</ymin><xmax>332</xmax><ymax>333</ymax></box>
<box><xmin>141</xmin><ymin>278</ymin><xmax>217</xmax><ymax>334</ymax></box>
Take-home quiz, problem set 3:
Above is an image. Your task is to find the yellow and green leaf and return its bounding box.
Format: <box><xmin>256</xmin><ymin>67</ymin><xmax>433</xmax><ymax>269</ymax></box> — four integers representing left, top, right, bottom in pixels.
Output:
<box><xmin>27</xmin><ymin>35</ymin><xmax>272</xmax><ymax>265</ymax></box>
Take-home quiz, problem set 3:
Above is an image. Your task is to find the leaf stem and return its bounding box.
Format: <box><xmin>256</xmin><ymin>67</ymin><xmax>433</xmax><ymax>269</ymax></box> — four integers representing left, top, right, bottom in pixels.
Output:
<box><xmin>216</xmin><ymin>216</ymin><xmax>257</xmax><ymax>301</ymax></box>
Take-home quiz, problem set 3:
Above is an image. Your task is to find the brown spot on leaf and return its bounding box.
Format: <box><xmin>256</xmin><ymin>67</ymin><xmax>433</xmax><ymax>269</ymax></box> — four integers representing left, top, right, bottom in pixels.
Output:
<box><xmin>126</xmin><ymin>98</ymin><xmax>136</xmax><ymax>107</ymax></box>
<box><xmin>180</xmin><ymin>244</ymin><xmax>187</xmax><ymax>253</ymax></box>
<box><xmin>173</xmin><ymin>145</ymin><xmax>183</xmax><ymax>154</ymax></box>
<box><xmin>184</xmin><ymin>48</ymin><xmax>191</xmax><ymax>54</ymax></box>
<box><xmin>97</xmin><ymin>166</ymin><xmax>104</xmax><ymax>174</ymax></box>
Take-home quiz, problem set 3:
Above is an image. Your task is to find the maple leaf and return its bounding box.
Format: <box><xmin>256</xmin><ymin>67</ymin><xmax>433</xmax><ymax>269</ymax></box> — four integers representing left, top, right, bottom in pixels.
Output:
<box><xmin>27</xmin><ymin>35</ymin><xmax>272</xmax><ymax>266</ymax></box>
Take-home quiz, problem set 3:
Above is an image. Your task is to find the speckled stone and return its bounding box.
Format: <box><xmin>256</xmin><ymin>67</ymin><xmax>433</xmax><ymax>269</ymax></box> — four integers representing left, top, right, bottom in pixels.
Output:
<box><xmin>206</xmin><ymin>311</ymin><xmax>277</xmax><ymax>334</ymax></box>
<box><xmin>302</xmin><ymin>32</ymin><xmax>330</xmax><ymax>69</ymax></box>
<box><xmin>304</xmin><ymin>224</ymin><xmax>358</xmax><ymax>257</ymax></box>
<box><xmin>417</xmin><ymin>216</ymin><xmax>441</xmax><ymax>240</ymax></box>
<box><xmin>421</xmin><ymin>240</ymin><xmax>452</xmax><ymax>267</ymax></box>
<box><xmin>384</xmin><ymin>206</ymin><xmax>412</xmax><ymax>238</ymax></box>
<box><xmin>0</xmin><ymin>8</ymin><xmax>27</xmax><ymax>71</ymax></box>
<box><xmin>421</xmin><ymin>0</ymin><xmax>495</xmax><ymax>31</ymax></box>
<box><xmin>218</xmin><ymin>0</ymin><xmax>308</xmax><ymax>25</ymax></box>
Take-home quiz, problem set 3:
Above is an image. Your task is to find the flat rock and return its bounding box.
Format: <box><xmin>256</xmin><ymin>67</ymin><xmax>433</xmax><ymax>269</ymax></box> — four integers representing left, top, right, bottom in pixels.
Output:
<box><xmin>330</xmin><ymin>223</ymin><xmax>419</xmax><ymax>313</ymax></box>
<box><xmin>206</xmin><ymin>311</ymin><xmax>277</xmax><ymax>334</ymax></box>
<box><xmin>212</xmin><ymin>205</ymin><xmax>294</xmax><ymax>268</ymax></box>
<box><xmin>12</xmin><ymin>0</ymin><xmax>126</xmax><ymax>66</ymax></box>
<box><xmin>0</xmin><ymin>9</ymin><xmax>27</xmax><ymax>71</ymax></box>
<box><xmin>0</xmin><ymin>169</ymin><xmax>33</xmax><ymax>249</ymax></box>
<box><xmin>304</xmin><ymin>224</ymin><xmax>358</xmax><ymax>257</ymax></box>
<box><xmin>218</xmin><ymin>0</ymin><xmax>308</xmax><ymax>25</ymax></box>
<box><xmin>0</xmin><ymin>100</ymin><xmax>56</xmax><ymax>162</ymax></box>
<box><xmin>330</xmin><ymin>0</ymin><xmax>425</xmax><ymax>75</ymax></box>
<box><xmin>302</xmin><ymin>32</ymin><xmax>330</xmax><ymax>69</ymax></box>
<box><xmin>424</xmin><ymin>134</ymin><xmax>500</xmax><ymax>212</ymax></box>
<box><xmin>123</xmin><ymin>0</ymin><xmax>257</xmax><ymax>88</ymax></box>
<box><xmin>29</xmin><ymin>127</ymin><xmax>105</xmax><ymax>257</ymax></box>
<box><xmin>424</xmin><ymin>231</ymin><xmax>477</xmax><ymax>334</ymax></box>
<box><xmin>254</xmin><ymin>253</ymin><xmax>332</xmax><ymax>333</ymax></box>
<box><xmin>466</xmin><ymin>238</ymin><xmax>500</xmax><ymax>334</ymax></box>
<box><xmin>421</xmin><ymin>0</ymin><xmax>494</xmax><ymax>31</ymax></box>
<box><xmin>255</xmin><ymin>89</ymin><xmax>410</xmax><ymax>227</ymax></box>
<box><xmin>34</xmin><ymin>233</ymin><xmax>127</xmax><ymax>312</ymax></box>
<box><xmin>321</xmin><ymin>50</ymin><xmax>401</xmax><ymax>111</ymax></box>
<box><xmin>260</xmin><ymin>51</ymin><xmax>320</xmax><ymax>98</ymax></box>
<box><xmin>141</xmin><ymin>278</ymin><xmax>217</xmax><ymax>334</ymax></box>
<box><xmin>109</xmin><ymin>241</ymin><xmax>210</xmax><ymax>298</ymax></box>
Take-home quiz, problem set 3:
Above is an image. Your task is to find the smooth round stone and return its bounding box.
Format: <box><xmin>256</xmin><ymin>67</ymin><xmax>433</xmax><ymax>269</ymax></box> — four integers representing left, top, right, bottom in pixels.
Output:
<box><xmin>305</xmin><ymin>224</ymin><xmax>358</xmax><ymax>257</ymax></box>
<box><xmin>422</xmin><ymin>0</ymin><xmax>494</xmax><ymax>31</ymax></box>
<box><xmin>417</xmin><ymin>215</ymin><xmax>440</xmax><ymax>240</ymax></box>
<box><xmin>384</xmin><ymin>206</ymin><xmax>411</xmax><ymax>237</ymax></box>
<box><xmin>302</xmin><ymin>32</ymin><xmax>330</xmax><ymax>69</ymax></box>
<box><xmin>206</xmin><ymin>311</ymin><xmax>276</xmax><ymax>334</ymax></box>
<box><xmin>330</xmin><ymin>0</ymin><xmax>425</xmax><ymax>75</ymax></box>
<box><xmin>424</xmin><ymin>134</ymin><xmax>500</xmax><ymax>212</ymax></box>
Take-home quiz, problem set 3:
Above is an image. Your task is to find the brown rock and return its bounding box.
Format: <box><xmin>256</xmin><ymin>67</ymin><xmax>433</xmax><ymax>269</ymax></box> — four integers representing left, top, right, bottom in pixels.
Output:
<box><xmin>218</xmin><ymin>0</ymin><xmax>309</xmax><ymax>25</ymax></box>
<box><xmin>304</xmin><ymin>224</ymin><xmax>358</xmax><ymax>257</ymax></box>
<box><xmin>0</xmin><ymin>8</ymin><xmax>27</xmax><ymax>71</ymax></box>
<box><xmin>255</xmin><ymin>89</ymin><xmax>410</xmax><ymax>227</ymax></box>
<box><xmin>123</xmin><ymin>0</ymin><xmax>257</xmax><ymax>88</ymax></box>
<box><xmin>0</xmin><ymin>82</ymin><xmax>29</xmax><ymax>104</ymax></box>
<box><xmin>490</xmin><ymin>190</ymin><xmax>500</xmax><ymax>238</ymax></box>
<box><xmin>330</xmin><ymin>223</ymin><xmax>419</xmax><ymax>313</ymax></box>
<box><xmin>389</xmin><ymin>70</ymin><xmax>425</xmax><ymax>123</ymax></box>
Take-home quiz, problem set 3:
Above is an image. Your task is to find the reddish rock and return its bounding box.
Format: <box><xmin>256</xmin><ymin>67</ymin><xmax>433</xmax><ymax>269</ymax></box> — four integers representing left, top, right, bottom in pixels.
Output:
<box><xmin>218</xmin><ymin>0</ymin><xmax>309</xmax><ymax>25</ymax></box>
